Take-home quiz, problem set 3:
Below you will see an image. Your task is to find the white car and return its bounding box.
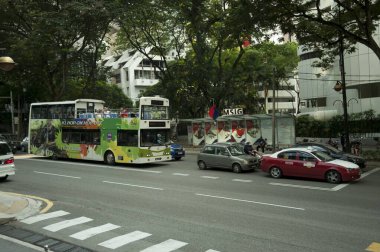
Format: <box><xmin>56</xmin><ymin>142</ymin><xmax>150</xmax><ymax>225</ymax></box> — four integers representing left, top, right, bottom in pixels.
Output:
<box><xmin>0</xmin><ymin>141</ymin><xmax>15</xmax><ymax>181</ymax></box>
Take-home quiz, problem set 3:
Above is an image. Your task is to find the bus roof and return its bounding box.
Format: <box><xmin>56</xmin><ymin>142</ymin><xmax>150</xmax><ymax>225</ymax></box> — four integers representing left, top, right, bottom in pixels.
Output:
<box><xmin>30</xmin><ymin>99</ymin><xmax>105</xmax><ymax>106</ymax></box>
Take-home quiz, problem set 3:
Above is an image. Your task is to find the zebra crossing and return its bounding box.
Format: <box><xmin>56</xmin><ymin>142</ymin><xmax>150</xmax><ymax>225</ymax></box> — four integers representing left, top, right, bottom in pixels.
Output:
<box><xmin>20</xmin><ymin>210</ymin><xmax>221</xmax><ymax>251</ymax></box>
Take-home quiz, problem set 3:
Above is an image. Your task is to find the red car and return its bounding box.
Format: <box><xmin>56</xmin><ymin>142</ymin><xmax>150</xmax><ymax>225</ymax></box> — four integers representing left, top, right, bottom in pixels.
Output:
<box><xmin>260</xmin><ymin>147</ymin><xmax>361</xmax><ymax>183</ymax></box>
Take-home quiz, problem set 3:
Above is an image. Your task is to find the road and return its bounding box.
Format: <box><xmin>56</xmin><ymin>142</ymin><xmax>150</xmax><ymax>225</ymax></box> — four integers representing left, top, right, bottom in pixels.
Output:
<box><xmin>1</xmin><ymin>154</ymin><xmax>380</xmax><ymax>252</ymax></box>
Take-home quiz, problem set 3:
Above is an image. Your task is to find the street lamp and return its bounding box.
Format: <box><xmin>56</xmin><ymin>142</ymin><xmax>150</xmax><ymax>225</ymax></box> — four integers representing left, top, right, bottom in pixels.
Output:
<box><xmin>0</xmin><ymin>52</ymin><xmax>16</xmax><ymax>134</ymax></box>
<box><xmin>0</xmin><ymin>56</ymin><xmax>16</xmax><ymax>71</ymax></box>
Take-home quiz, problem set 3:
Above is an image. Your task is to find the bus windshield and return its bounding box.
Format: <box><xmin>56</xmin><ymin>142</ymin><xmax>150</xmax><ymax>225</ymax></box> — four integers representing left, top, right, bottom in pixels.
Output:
<box><xmin>141</xmin><ymin>105</ymin><xmax>168</xmax><ymax>120</ymax></box>
<box><xmin>141</xmin><ymin>129</ymin><xmax>171</xmax><ymax>147</ymax></box>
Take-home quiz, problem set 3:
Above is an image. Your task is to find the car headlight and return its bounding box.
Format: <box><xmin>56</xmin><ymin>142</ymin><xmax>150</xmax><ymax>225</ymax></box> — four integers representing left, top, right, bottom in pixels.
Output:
<box><xmin>243</xmin><ymin>159</ymin><xmax>248</xmax><ymax>164</ymax></box>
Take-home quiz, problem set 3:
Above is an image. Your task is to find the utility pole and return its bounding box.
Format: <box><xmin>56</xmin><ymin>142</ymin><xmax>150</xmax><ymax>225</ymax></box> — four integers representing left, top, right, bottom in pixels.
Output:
<box><xmin>338</xmin><ymin>6</ymin><xmax>350</xmax><ymax>152</ymax></box>
<box><xmin>272</xmin><ymin>74</ymin><xmax>276</xmax><ymax>152</ymax></box>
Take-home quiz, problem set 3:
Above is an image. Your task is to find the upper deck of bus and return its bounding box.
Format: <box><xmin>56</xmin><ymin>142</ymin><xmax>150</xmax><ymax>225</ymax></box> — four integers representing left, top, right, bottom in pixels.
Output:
<box><xmin>29</xmin><ymin>97</ymin><xmax>169</xmax><ymax>120</ymax></box>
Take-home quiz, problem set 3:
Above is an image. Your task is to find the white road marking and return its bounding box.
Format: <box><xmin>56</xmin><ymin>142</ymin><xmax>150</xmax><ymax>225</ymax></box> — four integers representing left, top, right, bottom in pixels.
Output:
<box><xmin>70</xmin><ymin>223</ymin><xmax>120</xmax><ymax>240</ymax></box>
<box><xmin>201</xmin><ymin>176</ymin><xmax>219</xmax><ymax>179</ymax></box>
<box><xmin>360</xmin><ymin>167</ymin><xmax>380</xmax><ymax>179</ymax></box>
<box><xmin>103</xmin><ymin>180</ymin><xmax>164</xmax><ymax>191</ymax></box>
<box><xmin>233</xmin><ymin>179</ymin><xmax>252</xmax><ymax>183</ymax></box>
<box><xmin>34</xmin><ymin>171</ymin><xmax>81</xmax><ymax>179</ymax></box>
<box><xmin>196</xmin><ymin>193</ymin><xmax>305</xmax><ymax>211</ymax></box>
<box><xmin>140</xmin><ymin>239</ymin><xmax>188</xmax><ymax>252</ymax></box>
<box><xmin>27</xmin><ymin>159</ymin><xmax>162</xmax><ymax>173</ymax></box>
<box><xmin>43</xmin><ymin>217</ymin><xmax>93</xmax><ymax>232</ymax></box>
<box><xmin>98</xmin><ymin>231</ymin><xmax>151</xmax><ymax>249</ymax></box>
<box><xmin>271</xmin><ymin>168</ymin><xmax>380</xmax><ymax>192</ymax></box>
<box><xmin>270</xmin><ymin>182</ymin><xmax>333</xmax><ymax>191</ymax></box>
<box><xmin>21</xmin><ymin>210</ymin><xmax>70</xmax><ymax>224</ymax></box>
<box><xmin>205</xmin><ymin>250</ymin><xmax>221</xmax><ymax>252</ymax></box>
<box><xmin>172</xmin><ymin>173</ymin><xmax>189</xmax><ymax>176</ymax></box>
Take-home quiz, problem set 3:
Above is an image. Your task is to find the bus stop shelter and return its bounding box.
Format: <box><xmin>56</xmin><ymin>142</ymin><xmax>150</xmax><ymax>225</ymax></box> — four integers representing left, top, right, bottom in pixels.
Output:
<box><xmin>181</xmin><ymin>114</ymin><xmax>295</xmax><ymax>149</ymax></box>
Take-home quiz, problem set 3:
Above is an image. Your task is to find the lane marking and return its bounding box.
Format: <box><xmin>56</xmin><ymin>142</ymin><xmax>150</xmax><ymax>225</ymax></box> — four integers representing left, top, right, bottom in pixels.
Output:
<box><xmin>103</xmin><ymin>180</ymin><xmax>164</xmax><ymax>191</ymax></box>
<box><xmin>172</xmin><ymin>173</ymin><xmax>189</xmax><ymax>176</ymax></box>
<box><xmin>201</xmin><ymin>176</ymin><xmax>219</xmax><ymax>179</ymax></box>
<box><xmin>34</xmin><ymin>171</ymin><xmax>81</xmax><ymax>179</ymax></box>
<box><xmin>27</xmin><ymin>159</ymin><xmax>162</xmax><ymax>173</ymax></box>
<box><xmin>43</xmin><ymin>217</ymin><xmax>93</xmax><ymax>232</ymax></box>
<box><xmin>233</xmin><ymin>179</ymin><xmax>252</xmax><ymax>183</ymax></box>
<box><xmin>98</xmin><ymin>231</ymin><xmax>151</xmax><ymax>249</ymax></box>
<box><xmin>360</xmin><ymin>168</ymin><xmax>380</xmax><ymax>180</ymax></box>
<box><xmin>0</xmin><ymin>234</ymin><xmax>45</xmax><ymax>251</ymax></box>
<box><xmin>21</xmin><ymin>210</ymin><xmax>70</xmax><ymax>224</ymax></box>
<box><xmin>140</xmin><ymin>239</ymin><xmax>188</xmax><ymax>252</ymax></box>
<box><xmin>205</xmin><ymin>250</ymin><xmax>221</xmax><ymax>252</ymax></box>
<box><xmin>271</xmin><ymin>168</ymin><xmax>380</xmax><ymax>192</ymax></box>
<box><xmin>196</xmin><ymin>193</ymin><xmax>305</xmax><ymax>211</ymax></box>
<box><xmin>270</xmin><ymin>182</ymin><xmax>333</xmax><ymax>191</ymax></box>
<box><xmin>366</xmin><ymin>242</ymin><xmax>380</xmax><ymax>252</ymax></box>
<box><xmin>70</xmin><ymin>223</ymin><xmax>120</xmax><ymax>240</ymax></box>
<box><xmin>4</xmin><ymin>192</ymin><xmax>53</xmax><ymax>214</ymax></box>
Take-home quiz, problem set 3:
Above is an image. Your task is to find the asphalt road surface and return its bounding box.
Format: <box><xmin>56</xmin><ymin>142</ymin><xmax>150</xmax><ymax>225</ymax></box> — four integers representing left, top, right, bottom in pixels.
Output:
<box><xmin>1</xmin><ymin>154</ymin><xmax>380</xmax><ymax>252</ymax></box>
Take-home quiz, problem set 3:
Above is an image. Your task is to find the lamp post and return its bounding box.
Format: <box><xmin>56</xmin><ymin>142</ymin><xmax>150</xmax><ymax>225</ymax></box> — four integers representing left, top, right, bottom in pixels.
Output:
<box><xmin>0</xmin><ymin>51</ymin><xmax>16</xmax><ymax>134</ymax></box>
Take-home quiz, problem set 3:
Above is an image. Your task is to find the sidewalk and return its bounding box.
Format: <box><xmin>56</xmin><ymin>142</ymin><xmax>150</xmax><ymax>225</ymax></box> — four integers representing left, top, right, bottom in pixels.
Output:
<box><xmin>0</xmin><ymin>192</ymin><xmax>42</xmax><ymax>225</ymax></box>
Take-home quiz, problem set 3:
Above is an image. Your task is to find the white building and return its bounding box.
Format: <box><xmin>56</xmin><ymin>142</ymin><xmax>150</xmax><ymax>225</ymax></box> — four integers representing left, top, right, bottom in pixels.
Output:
<box><xmin>257</xmin><ymin>78</ymin><xmax>299</xmax><ymax>115</ymax></box>
<box><xmin>101</xmin><ymin>48</ymin><xmax>179</xmax><ymax>103</ymax></box>
<box><xmin>297</xmin><ymin>3</ymin><xmax>380</xmax><ymax>120</ymax></box>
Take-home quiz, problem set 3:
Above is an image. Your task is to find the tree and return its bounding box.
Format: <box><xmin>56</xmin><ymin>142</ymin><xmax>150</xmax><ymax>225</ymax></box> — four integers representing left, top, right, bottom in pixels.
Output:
<box><xmin>246</xmin><ymin>0</ymin><xmax>380</xmax><ymax>65</ymax></box>
<box><xmin>142</xmin><ymin>42</ymin><xmax>299</xmax><ymax>118</ymax></box>
<box><xmin>0</xmin><ymin>0</ymin><xmax>117</xmax><ymax>101</ymax></box>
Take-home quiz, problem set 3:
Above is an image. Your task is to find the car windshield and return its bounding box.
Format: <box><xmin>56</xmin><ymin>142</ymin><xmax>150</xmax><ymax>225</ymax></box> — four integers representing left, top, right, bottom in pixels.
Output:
<box><xmin>0</xmin><ymin>143</ymin><xmax>12</xmax><ymax>155</ymax></box>
<box><xmin>312</xmin><ymin>151</ymin><xmax>334</xmax><ymax>162</ymax></box>
<box><xmin>322</xmin><ymin>144</ymin><xmax>341</xmax><ymax>154</ymax></box>
<box><xmin>227</xmin><ymin>144</ymin><xmax>245</xmax><ymax>156</ymax></box>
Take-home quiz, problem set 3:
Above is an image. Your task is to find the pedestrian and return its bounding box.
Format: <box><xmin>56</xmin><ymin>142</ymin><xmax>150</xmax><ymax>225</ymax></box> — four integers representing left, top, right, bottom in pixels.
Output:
<box><xmin>254</xmin><ymin>137</ymin><xmax>267</xmax><ymax>152</ymax></box>
<box><xmin>244</xmin><ymin>142</ymin><xmax>253</xmax><ymax>155</ymax></box>
<box><xmin>340</xmin><ymin>134</ymin><xmax>345</xmax><ymax>150</ymax></box>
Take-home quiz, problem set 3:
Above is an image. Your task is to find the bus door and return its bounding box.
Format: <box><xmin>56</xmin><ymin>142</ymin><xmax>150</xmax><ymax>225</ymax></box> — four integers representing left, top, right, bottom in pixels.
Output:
<box><xmin>87</xmin><ymin>102</ymin><xmax>94</xmax><ymax>113</ymax></box>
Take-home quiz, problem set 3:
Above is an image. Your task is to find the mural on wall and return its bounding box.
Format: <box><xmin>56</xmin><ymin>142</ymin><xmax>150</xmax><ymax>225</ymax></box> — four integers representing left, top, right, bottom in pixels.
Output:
<box><xmin>246</xmin><ymin>119</ymin><xmax>260</xmax><ymax>144</ymax></box>
<box><xmin>205</xmin><ymin>121</ymin><xmax>217</xmax><ymax>144</ymax></box>
<box><xmin>217</xmin><ymin>120</ymin><xmax>231</xmax><ymax>142</ymax></box>
<box><xmin>192</xmin><ymin>122</ymin><xmax>205</xmax><ymax>146</ymax></box>
<box><xmin>231</xmin><ymin>120</ymin><xmax>246</xmax><ymax>143</ymax></box>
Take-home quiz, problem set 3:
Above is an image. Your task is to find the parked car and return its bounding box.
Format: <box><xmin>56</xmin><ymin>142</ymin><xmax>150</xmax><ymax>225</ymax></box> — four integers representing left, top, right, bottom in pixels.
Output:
<box><xmin>197</xmin><ymin>142</ymin><xmax>259</xmax><ymax>173</ymax></box>
<box><xmin>293</xmin><ymin>142</ymin><xmax>366</xmax><ymax>168</ymax></box>
<box><xmin>20</xmin><ymin>136</ymin><xmax>29</xmax><ymax>152</ymax></box>
<box><xmin>260</xmin><ymin>147</ymin><xmax>361</xmax><ymax>183</ymax></box>
<box><xmin>0</xmin><ymin>141</ymin><xmax>16</xmax><ymax>181</ymax></box>
<box><xmin>0</xmin><ymin>134</ymin><xmax>18</xmax><ymax>154</ymax></box>
<box><xmin>170</xmin><ymin>143</ymin><xmax>185</xmax><ymax>160</ymax></box>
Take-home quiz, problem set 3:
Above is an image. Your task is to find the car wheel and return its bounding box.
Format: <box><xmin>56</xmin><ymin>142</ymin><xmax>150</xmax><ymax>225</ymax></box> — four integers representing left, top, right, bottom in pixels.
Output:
<box><xmin>198</xmin><ymin>161</ymin><xmax>207</xmax><ymax>170</ymax></box>
<box><xmin>326</xmin><ymin>170</ymin><xmax>342</xmax><ymax>184</ymax></box>
<box><xmin>175</xmin><ymin>157</ymin><xmax>181</xmax><ymax>161</ymax></box>
<box><xmin>104</xmin><ymin>151</ymin><xmax>116</xmax><ymax>165</ymax></box>
<box><xmin>232</xmin><ymin>163</ymin><xmax>242</xmax><ymax>173</ymax></box>
<box><xmin>270</xmin><ymin>167</ymin><xmax>282</xmax><ymax>179</ymax></box>
<box><xmin>0</xmin><ymin>175</ymin><xmax>8</xmax><ymax>181</ymax></box>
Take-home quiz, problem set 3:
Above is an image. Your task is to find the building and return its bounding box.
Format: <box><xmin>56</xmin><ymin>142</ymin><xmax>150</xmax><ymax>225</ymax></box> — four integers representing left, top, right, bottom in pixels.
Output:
<box><xmin>297</xmin><ymin>3</ymin><xmax>380</xmax><ymax>120</ymax></box>
<box><xmin>101</xmin><ymin>48</ymin><xmax>178</xmax><ymax>103</ymax></box>
<box><xmin>257</xmin><ymin>78</ymin><xmax>299</xmax><ymax>115</ymax></box>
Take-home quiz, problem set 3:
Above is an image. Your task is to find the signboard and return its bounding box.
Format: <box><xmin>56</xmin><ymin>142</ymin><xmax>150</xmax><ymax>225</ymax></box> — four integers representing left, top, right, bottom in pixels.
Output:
<box><xmin>223</xmin><ymin>108</ymin><xmax>243</xmax><ymax>115</ymax></box>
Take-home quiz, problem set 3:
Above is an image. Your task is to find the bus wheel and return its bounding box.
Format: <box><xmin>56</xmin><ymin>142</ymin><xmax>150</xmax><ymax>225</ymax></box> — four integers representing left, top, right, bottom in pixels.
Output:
<box><xmin>104</xmin><ymin>151</ymin><xmax>116</xmax><ymax>165</ymax></box>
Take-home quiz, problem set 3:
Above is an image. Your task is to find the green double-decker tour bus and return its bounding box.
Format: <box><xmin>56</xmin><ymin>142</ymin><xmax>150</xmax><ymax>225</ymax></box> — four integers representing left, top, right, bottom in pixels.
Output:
<box><xmin>28</xmin><ymin>97</ymin><xmax>171</xmax><ymax>164</ymax></box>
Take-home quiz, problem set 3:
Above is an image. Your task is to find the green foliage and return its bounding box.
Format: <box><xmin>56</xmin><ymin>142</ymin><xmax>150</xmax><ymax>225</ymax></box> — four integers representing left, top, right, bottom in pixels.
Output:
<box><xmin>64</xmin><ymin>80</ymin><xmax>133</xmax><ymax>109</ymax></box>
<box><xmin>296</xmin><ymin>110</ymin><xmax>380</xmax><ymax>138</ymax></box>
<box><xmin>0</xmin><ymin>0</ymin><xmax>117</xmax><ymax>101</ymax></box>
<box><xmin>245</xmin><ymin>0</ymin><xmax>380</xmax><ymax>65</ymax></box>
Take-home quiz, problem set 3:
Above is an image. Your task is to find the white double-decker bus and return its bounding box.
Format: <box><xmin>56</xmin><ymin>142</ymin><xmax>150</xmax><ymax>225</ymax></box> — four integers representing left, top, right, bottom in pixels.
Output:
<box><xmin>28</xmin><ymin>97</ymin><xmax>171</xmax><ymax>164</ymax></box>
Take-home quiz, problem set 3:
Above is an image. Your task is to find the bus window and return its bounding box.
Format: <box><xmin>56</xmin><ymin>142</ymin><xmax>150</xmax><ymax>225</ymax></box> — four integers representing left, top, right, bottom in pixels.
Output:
<box><xmin>31</xmin><ymin>106</ymin><xmax>41</xmax><ymax>119</ymax></box>
<box><xmin>117</xmin><ymin>130</ymin><xmax>138</xmax><ymax>147</ymax></box>
<box><xmin>140</xmin><ymin>129</ymin><xmax>170</xmax><ymax>147</ymax></box>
